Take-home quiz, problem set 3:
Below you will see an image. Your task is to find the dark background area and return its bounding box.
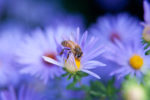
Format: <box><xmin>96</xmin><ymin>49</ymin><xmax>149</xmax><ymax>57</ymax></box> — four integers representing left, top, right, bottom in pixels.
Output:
<box><xmin>61</xmin><ymin>0</ymin><xmax>143</xmax><ymax>27</ymax></box>
<box><xmin>0</xmin><ymin>0</ymin><xmax>144</xmax><ymax>28</ymax></box>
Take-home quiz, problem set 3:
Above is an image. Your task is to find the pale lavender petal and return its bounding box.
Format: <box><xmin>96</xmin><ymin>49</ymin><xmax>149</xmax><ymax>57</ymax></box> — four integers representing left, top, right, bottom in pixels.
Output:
<box><xmin>18</xmin><ymin>86</ymin><xmax>26</xmax><ymax>100</ymax></box>
<box><xmin>117</xmin><ymin>70</ymin><xmax>130</xmax><ymax>80</ymax></box>
<box><xmin>1</xmin><ymin>86</ymin><xmax>17</xmax><ymax>100</ymax></box>
<box><xmin>110</xmin><ymin>67</ymin><xmax>127</xmax><ymax>76</ymax></box>
<box><xmin>9</xmin><ymin>87</ymin><xmax>17</xmax><ymax>100</ymax></box>
<box><xmin>83</xmin><ymin>60</ymin><xmax>106</xmax><ymax>69</ymax></box>
<box><xmin>75</xmin><ymin>27</ymin><xmax>80</xmax><ymax>43</ymax></box>
<box><xmin>83</xmin><ymin>46</ymin><xmax>105</xmax><ymax>61</ymax></box>
<box><xmin>144</xmin><ymin>0</ymin><xmax>150</xmax><ymax>23</ymax></box>
<box><xmin>136</xmin><ymin>71</ymin><xmax>143</xmax><ymax>79</ymax></box>
<box><xmin>114</xmin><ymin>39</ymin><xmax>124</xmax><ymax>50</ymax></box>
<box><xmin>81</xmin><ymin>69</ymin><xmax>101</xmax><ymax>79</ymax></box>
<box><xmin>84</xmin><ymin>37</ymin><xmax>99</xmax><ymax>51</ymax></box>
<box><xmin>42</xmin><ymin>56</ymin><xmax>63</xmax><ymax>67</ymax></box>
<box><xmin>1</xmin><ymin>92</ymin><xmax>8</xmax><ymax>100</ymax></box>
<box><xmin>80</xmin><ymin>31</ymin><xmax>88</xmax><ymax>47</ymax></box>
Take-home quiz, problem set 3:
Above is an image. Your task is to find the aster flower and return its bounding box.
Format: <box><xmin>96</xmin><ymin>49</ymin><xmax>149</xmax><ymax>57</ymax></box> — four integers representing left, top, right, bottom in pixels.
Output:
<box><xmin>43</xmin><ymin>28</ymin><xmax>106</xmax><ymax>79</ymax></box>
<box><xmin>16</xmin><ymin>28</ymin><xmax>64</xmax><ymax>83</ymax></box>
<box><xmin>90</xmin><ymin>13</ymin><xmax>142</xmax><ymax>45</ymax></box>
<box><xmin>106</xmin><ymin>39</ymin><xmax>150</xmax><ymax>80</ymax></box>
<box><xmin>0</xmin><ymin>85</ymin><xmax>44</xmax><ymax>100</ymax></box>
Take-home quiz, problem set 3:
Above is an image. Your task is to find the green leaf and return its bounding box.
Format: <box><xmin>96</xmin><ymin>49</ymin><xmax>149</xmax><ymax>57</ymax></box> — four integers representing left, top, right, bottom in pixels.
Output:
<box><xmin>62</xmin><ymin>72</ymin><xmax>69</xmax><ymax>77</ymax></box>
<box><xmin>67</xmin><ymin>74</ymin><xmax>72</xmax><ymax>80</ymax></box>
<box><xmin>145</xmin><ymin>50</ymin><xmax>150</xmax><ymax>55</ymax></box>
<box><xmin>142</xmin><ymin>39</ymin><xmax>147</xmax><ymax>44</ymax></box>
<box><xmin>91</xmin><ymin>81</ymin><xmax>106</xmax><ymax>93</ymax></box>
<box><xmin>124</xmin><ymin>75</ymin><xmax>130</xmax><ymax>80</ymax></box>
<box><xmin>77</xmin><ymin>71</ymin><xmax>88</xmax><ymax>77</ymax></box>
<box><xmin>90</xmin><ymin>91</ymin><xmax>106</xmax><ymax>97</ymax></box>
<box><xmin>73</xmin><ymin>77</ymin><xmax>79</xmax><ymax>84</ymax></box>
<box><xmin>144</xmin><ymin>44</ymin><xmax>150</xmax><ymax>50</ymax></box>
<box><xmin>66</xmin><ymin>82</ymin><xmax>76</xmax><ymax>89</ymax></box>
<box><xmin>81</xmin><ymin>85</ymin><xmax>90</xmax><ymax>91</ymax></box>
<box><xmin>74</xmin><ymin>75</ymin><xmax>80</xmax><ymax>81</ymax></box>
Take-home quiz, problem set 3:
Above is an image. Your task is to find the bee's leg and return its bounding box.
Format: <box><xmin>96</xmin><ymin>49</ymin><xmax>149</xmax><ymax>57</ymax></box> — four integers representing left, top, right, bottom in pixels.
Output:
<box><xmin>60</xmin><ymin>49</ymin><xmax>64</xmax><ymax>55</ymax></box>
<box><xmin>60</xmin><ymin>48</ymin><xmax>70</xmax><ymax>55</ymax></box>
<box><xmin>67</xmin><ymin>51</ymin><xmax>72</xmax><ymax>59</ymax></box>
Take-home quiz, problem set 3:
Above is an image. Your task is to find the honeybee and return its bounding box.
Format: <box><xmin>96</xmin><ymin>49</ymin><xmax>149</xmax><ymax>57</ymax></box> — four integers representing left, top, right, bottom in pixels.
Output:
<box><xmin>60</xmin><ymin>40</ymin><xmax>83</xmax><ymax>60</ymax></box>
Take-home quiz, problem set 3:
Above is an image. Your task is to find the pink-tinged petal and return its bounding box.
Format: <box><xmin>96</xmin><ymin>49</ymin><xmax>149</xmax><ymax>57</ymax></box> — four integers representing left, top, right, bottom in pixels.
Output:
<box><xmin>42</xmin><ymin>56</ymin><xmax>63</xmax><ymax>67</ymax></box>
<box><xmin>144</xmin><ymin>0</ymin><xmax>150</xmax><ymax>23</ymax></box>
<box><xmin>81</xmin><ymin>69</ymin><xmax>101</xmax><ymax>79</ymax></box>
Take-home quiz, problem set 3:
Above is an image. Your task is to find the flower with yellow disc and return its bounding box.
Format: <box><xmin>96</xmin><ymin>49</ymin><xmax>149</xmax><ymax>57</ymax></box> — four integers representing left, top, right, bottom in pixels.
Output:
<box><xmin>105</xmin><ymin>39</ymin><xmax>150</xmax><ymax>80</ymax></box>
<box><xmin>43</xmin><ymin>28</ymin><xmax>106</xmax><ymax>79</ymax></box>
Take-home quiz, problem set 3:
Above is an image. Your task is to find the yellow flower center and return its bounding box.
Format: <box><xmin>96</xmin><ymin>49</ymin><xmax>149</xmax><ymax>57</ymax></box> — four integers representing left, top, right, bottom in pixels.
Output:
<box><xmin>143</xmin><ymin>25</ymin><xmax>150</xmax><ymax>42</ymax></box>
<box><xmin>75</xmin><ymin>58</ymin><xmax>81</xmax><ymax>70</ymax></box>
<box><xmin>64</xmin><ymin>54</ymin><xmax>81</xmax><ymax>73</ymax></box>
<box><xmin>129</xmin><ymin>54</ymin><xmax>143</xmax><ymax>70</ymax></box>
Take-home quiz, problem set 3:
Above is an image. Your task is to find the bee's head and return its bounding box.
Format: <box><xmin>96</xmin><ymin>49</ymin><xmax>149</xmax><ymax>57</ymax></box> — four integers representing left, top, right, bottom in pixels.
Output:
<box><xmin>74</xmin><ymin>47</ymin><xmax>83</xmax><ymax>59</ymax></box>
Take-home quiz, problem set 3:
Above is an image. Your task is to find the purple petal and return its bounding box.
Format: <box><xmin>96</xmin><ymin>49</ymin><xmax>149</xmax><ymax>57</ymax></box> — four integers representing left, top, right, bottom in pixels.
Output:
<box><xmin>80</xmin><ymin>31</ymin><xmax>88</xmax><ymax>48</ymax></box>
<box><xmin>110</xmin><ymin>67</ymin><xmax>127</xmax><ymax>76</ymax></box>
<box><xmin>83</xmin><ymin>46</ymin><xmax>105</xmax><ymax>61</ymax></box>
<box><xmin>75</xmin><ymin>27</ymin><xmax>80</xmax><ymax>43</ymax></box>
<box><xmin>144</xmin><ymin>0</ymin><xmax>150</xmax><ymax>23</ymax></box>
<box><xmin>83</xmin><ymin>60</ymin><xmax>106</xmax><ymax>69</ymax></box>
<box><xmin>82</xmin><ymin>69</ymin><xmax>101</xmax><ymax>79</ymax></box>
<box><xmin>81</xmin><ymin>69</ymin><xmax>101</xmax><ymax>79</ymax></box>
<box><xmin>42</xmin><ymin>56</ymin><xmax>63</xmax><ymax>67</ymax></box>
<box><xmin>84</xmin><ymin>37</ymin><xmax>99</xmax><ymax>51</ymax></box>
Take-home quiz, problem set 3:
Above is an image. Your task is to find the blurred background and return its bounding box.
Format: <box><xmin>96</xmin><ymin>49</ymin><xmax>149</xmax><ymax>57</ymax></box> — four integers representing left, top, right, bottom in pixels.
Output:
<box><xmin>0</xmin><ymin>0</ymin><xmax>146</xmax><ymax>100</ymax></box>
<box><xmin>0</xmin><ymin>0</ymin><xmax>143</xmax><ymax>30</ymax></box>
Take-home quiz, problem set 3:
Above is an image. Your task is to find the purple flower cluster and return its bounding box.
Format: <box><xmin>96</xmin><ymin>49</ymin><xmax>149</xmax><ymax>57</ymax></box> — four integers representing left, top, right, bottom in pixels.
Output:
<box><xmin>0</xmin><ymin>0</ymin><xmax>149</xmax><ymax>100</ymax></box>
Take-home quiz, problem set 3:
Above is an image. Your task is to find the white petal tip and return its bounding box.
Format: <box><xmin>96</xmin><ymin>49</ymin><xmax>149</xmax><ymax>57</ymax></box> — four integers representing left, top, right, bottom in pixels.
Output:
<box><xmin>42</xmin><ymin>56</ymin><xmax>63</xmax><ymax>67</ymax></box>
<box><xmin>81</xmin><ymin>69</ymin><xmax>101</xmax><ymax>79</ymax></box>
<box><xmin>42</xmin><ymin>56</ymin><xmax>50</xmax><ymax>63</ymax></box>
<box><xmin>42</xmin><ymin>56</ymin><xmax>47</xmax><ymax>59</ymax></box>
<box><xmin>97</xmin><ymin>76</ymin><xmax>101</xmax><ymax>79</ymax></box>
<box><xmin>101</xmin><ymin>63</ymin><xmax>107</xmax><ymax>67</ymax></box>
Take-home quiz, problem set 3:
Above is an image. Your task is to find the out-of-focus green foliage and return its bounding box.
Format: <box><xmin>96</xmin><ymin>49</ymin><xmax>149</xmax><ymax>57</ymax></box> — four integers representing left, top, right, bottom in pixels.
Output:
<box><xmin>66</xmin><ymin>77</ymin><xmax>119</xmax><ymax>100</ymax></box>
<box><xmin>122</xmin><ymin>75</ymin><xmax>148</xmax><ymax>100</ymax></box>
<box><xmin>83</xmin><ymin>78</ymin><xmax>119</xmax><ymax>100</ymax></box>
<box><xmin>62</xmin><ymin>68</ymin><xmax>88</xmax><ymax>89</ymax></box>
<box><xmin>142</xmin><ymin>39</ymin><xmax>150</xmax><ymax>55</ymax></box>
<box><xmin>143</xmin><ymin>71</ymin><xmax>150</xmax><ymax>99</ymax></box>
